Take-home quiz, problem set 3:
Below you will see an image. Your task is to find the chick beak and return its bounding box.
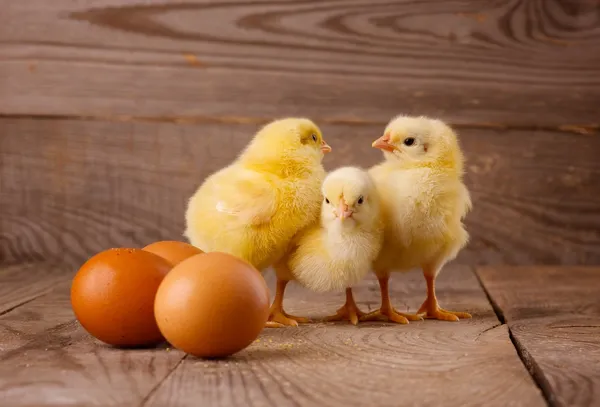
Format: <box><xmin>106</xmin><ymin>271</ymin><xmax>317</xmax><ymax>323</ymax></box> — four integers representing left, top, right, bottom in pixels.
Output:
<box><xmin>321</xmin><ymin>140</ymin><xmax>332</xmax><ymax>154</ymax></box>
<box><xmin>338</xmin><ymin>199</ymin><xmax>353</xmax><ymax>220</ymax></box>
<box><xmin>372</xmin><ymin>133</ymin><xmax>395</xmax><ymax>153</ymax></box>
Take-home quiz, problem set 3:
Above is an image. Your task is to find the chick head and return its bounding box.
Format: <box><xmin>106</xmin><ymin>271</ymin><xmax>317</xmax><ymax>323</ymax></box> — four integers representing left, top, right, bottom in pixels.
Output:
<box><xmin>241</xmin><ymin>118</ymin><xmax>331</xmax><ymax>170</ymax></box>
<box><xmin>321</xmin><ymin>166</ymin><xmax>380</xmax><ymax>230</ymax></box>
<box><xmin>371</xmin><ymin>115</ymin><xmax>464</xmax><ymax>172</ymax></box>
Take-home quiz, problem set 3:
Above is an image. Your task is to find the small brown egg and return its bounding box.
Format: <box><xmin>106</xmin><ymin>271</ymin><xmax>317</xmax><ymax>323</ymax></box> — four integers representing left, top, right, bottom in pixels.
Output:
<box><xmin>71</xmin><ymin>248</ymin><xmax>172</xmax><ymax>347</ymax></box>
<box><xmin>155</xmin><ymin>252</ymin><xmax>269</xmax><ymax>358</ymax></box>
<box><xmin>142</xmin><ymin>240</ymin><xmax>204</xmax><ymax>267</ymax></box>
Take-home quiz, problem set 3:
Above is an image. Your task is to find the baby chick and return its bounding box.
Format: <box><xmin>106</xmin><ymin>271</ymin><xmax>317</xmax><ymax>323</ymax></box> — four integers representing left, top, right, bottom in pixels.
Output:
<box><xmin>184</xmin><ymin>118</ymin><xmax>331</xmax><ymax>326</ymax></box>
<box><xmin>365</xmin><ymin>115</ymin><xmax>472</xmax><ymax>323</ymax></box>
<box><xmin>277</xmin><ymin>167</ymin><xmax>383</xmax><ymax>325</ymax></box>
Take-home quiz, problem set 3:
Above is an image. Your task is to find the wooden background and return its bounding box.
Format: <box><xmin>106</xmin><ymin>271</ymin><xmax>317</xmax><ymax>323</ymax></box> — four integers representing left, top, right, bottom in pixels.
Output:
<box><xmin>1</xmin><ymin>1</ymin><xmax>600</xmax><ymax>406</ymax></box>
<box><xmin>1</xmin><ymin>0</ymin><xmax>599</xmax><ymax>271</ymax></box>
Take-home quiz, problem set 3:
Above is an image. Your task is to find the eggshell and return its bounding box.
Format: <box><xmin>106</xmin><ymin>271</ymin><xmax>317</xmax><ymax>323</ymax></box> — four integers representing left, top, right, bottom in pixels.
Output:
<box><xmin>155</xmin><ymin>252</ymin><xmax>269</xmax><ymax>358</ymax></box>
<box><xmin>71</xmin><ymin>248</ymin><xmax>172</xmax><ymax>347</ymax></box>
<box><xmin>142</xmin><ymin>240</ymin><xmax>204</xmax><ymax>267</ymax></box>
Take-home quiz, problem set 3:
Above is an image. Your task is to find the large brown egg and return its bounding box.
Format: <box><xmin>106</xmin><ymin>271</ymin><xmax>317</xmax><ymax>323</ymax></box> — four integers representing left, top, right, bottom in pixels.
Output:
<box><xmin>142</xmin><ymin>240</ymin><xmax>204</xmax><ymax>267</ymax></box>
<box><xmin>71</xmin><ymin>248</ymin><xmax>172</xmax><ymax>347</ymax></box>
<box><xmin>155</xmin><ymin>252</ymin><xmax>269</xmax><ymax>358</ymax></box>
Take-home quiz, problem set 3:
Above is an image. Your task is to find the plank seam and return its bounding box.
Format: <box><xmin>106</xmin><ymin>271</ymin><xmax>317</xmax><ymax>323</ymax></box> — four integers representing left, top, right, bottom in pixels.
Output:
<box><xmin>474</xmin><ymin>270</ymin><xmax>555</xmax><ymax>407</ymax></box>
<box><xmin>0</xmin><ymin>113</ymin><xmax>597</xmax><ymax>135</ymax></box>
<box><xmin>0</xmin><ymin>280</ymin><xmax>65</xmax><ymax>318</ymax></box>
<box><xmin>139</xmin><ymin>354</ymin><xmax>188</xmax><ymax>407</ymax></box>
<box><xmin>508</xmin><ymin>331</ymin><xmax>558</xmax><ymax>407</ymax></box>
<box><xmin>0</xmin><ymin>297</ymin><xmax>41</xmax><ymax>318</ymax></box>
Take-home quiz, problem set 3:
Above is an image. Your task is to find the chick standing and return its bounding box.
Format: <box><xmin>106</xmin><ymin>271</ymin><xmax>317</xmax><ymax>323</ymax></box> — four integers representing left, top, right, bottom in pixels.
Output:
<box><xmin>277</xmin><ymin>167</ymin><xmax>383</xmax><ymax>325</ymax></box>
<box><xmin>184</xmin><ymin>118</ymin><xmax>331</xmax><ymax>326</ymax></box>
<box><xmin>365</xmin><ymin>115</ymin><xmax>472</xmax><ymax>323</ymax></box>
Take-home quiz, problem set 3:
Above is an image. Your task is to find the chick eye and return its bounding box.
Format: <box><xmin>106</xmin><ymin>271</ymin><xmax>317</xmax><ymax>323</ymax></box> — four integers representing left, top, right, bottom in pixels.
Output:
<box><xmin>357</xmin><ymin>196</ymin><xmax>364</xmax><ymax>204</ymax></box>
<box><xmin>312</xmin><ymin>134</ymin><xmax>318</xmax><ymax>142</ymax></box>
<box><xmin>403</xmin><ymin>137</ymin><xmax>415</xmax><ymax>146</ymax></box>
<box><xmin>325</xmin><ymin>198</ymin><xmax>330</xmax><ymax>204</ymax></box>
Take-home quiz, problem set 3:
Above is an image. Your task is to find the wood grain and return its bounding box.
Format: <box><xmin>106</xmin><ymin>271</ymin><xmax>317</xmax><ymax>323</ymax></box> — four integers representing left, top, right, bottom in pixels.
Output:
<box><xmin>2</xmin><ymin>117</ymin><xmax>599</xmax><ymax>269</ymax></box>
<box><xmin>477</xmin><ymin>266</ymin><xmax>600</xmax><ymax>407</ymax></box>
<box><xmin>143</xmin><ymin>267</ymin><xmax>545</xmax><ymax>407</ymax></box>
<box><xmin>0</xmin><ymin>283</ymin><xmax>185</xmax><ymax>407</ymax></box>
<box><xmin>1</xmin><ymin>0</ymin><xmax>599</xmax><ymax>125</ymax></box>
<box><xmin>0</xmin><ymin>262</ymin><xmax>69</xmax><ymax>315</ymax></box>
<box><xmin>0</xmin><ymin>266</ymin><xmax>545</xmax><ymax>407</ymax></box>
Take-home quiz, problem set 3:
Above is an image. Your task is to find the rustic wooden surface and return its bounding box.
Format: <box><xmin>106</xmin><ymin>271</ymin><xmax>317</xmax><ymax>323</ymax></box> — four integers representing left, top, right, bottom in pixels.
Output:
<box><xmin>1</xmin><ymin>0</ymin><xmax>599</xmax><ymax>126</ymax></box>
<box><xmin>477</xmin><ymin>266</ymin><xmax>600</xmax><ymax>407</ymax></box>
<box><xmin>2</xmin><ymin>118</ymin><xmax>599</xmax><ymax>269</ymax></box>
<box><xmin>0</xmin><ymin>265</ymin><xmax>547</xmax><ymax>407</ymax></box>
<box><xmin>0</xmin><ymin>262</ymin><xmax>69</xmax><ymax>316</ymax></box>
<box><xmin>1</xmin><ymin>0</ymin><xmax>599</xmax><ymax>406</ymax></box>
<box><xmin>0</xmin><ymin>281</ymin><xmax>184</xmax><ymax>407</ymax></box>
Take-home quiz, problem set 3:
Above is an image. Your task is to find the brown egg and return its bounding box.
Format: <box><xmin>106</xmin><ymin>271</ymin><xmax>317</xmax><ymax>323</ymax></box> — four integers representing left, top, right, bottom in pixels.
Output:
<box><xmin>71</xmin><ymin>248</ymin><xmax>172</xmax><ymax>347</ymax></box>
<box><xmin>155</xmin><ymin>252</ymin><xmax>269</xmax><ymax>358</ymax></box>
<box><xmin>142</xmin><ymin>240</ymin><xmax>204</xmax><ymax>267</ymax></box>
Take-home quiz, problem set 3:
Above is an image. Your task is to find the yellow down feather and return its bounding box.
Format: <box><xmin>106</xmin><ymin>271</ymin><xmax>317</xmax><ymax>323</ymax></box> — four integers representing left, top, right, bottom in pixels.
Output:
<box><xmin>369</xmin><ymin>115</ymin><xmax>472</xmax><ymax>274</ymax></box>
<box><xmin>286</xmin><ymin>167</ymin><xmax>383</xmax><ymax>292</ymax></box>
<box><xmin>184</xmin><ymin>118</ymin><xmax>329</xmax><ymax>271</ymax></box>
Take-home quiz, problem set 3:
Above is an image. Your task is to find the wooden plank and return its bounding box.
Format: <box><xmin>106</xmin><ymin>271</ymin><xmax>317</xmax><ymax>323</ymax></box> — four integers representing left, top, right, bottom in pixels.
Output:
<box><xmin>143</xmin><ymin>267</ymin><xmax>545</xmax><ymax>407</ymax></box>
<box><xmin>2</xmin><ymin>117</ymin><xmax>599</xmax><ymax>267</ymax></box>
<box><xmin>0</xmin><ymin>262</ymin><xmax>70</xmax><ymax>315</ymax></box>
<box><xmin>1</xmin><ymin>0</ymin><xmax>599</xmax><ymax>125</ymax></box>
<box><xmin>0</xmin><ymin>283</ymin><xmax>185</xmax><ymax>407</ymax></box>
<box><xmin>0</xmin><ymin>266</ymin><xmax>545</xmax><ymax>406</ymax></box>
<box><xmin>477</xmin><ymin>266</ymin><xmax>600</xmax><ymax>407</ymax></box>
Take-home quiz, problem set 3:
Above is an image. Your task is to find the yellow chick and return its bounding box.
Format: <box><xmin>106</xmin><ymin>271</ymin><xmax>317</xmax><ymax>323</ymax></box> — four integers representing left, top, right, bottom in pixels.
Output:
<box><xmin>184</xmin><ymin>118</ymin><xmax>331</xmax><ymax>325</ymax></box>
<box><xmin>365</xmin><ymin>115</ymin><xmax>472</xmax><ymax>323</ymax></box>
<box><xmin>276</xmin><ymin>167</ymin><xmax>383</xmax><ymax>325</ymax></box>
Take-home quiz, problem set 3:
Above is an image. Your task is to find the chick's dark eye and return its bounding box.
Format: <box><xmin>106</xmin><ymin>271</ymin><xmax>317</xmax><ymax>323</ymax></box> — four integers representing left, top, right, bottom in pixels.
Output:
<box><xmin>312</xmin><ymin>134</ymin><xmax>317</xmax><ymax>142</ymax></box>
<box><xmin>325</xmin><ymin>198</ymin><xmax>330</xmax><ymax>204</ymax></box>
<box><xmin>358</xmin><ymin>196</ymin><xmax>364</xmax><ymax>204</ymax></box>
<box><xmin>403</xmin><ymin>137</ymin><xmax>415</xmax><ymax>146</ymax></box>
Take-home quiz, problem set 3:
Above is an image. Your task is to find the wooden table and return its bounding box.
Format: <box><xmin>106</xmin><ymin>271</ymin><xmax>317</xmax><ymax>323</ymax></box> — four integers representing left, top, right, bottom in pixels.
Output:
<box><xmin>1</xmin><ymin>1</ymin><xmax>599</xmax><ymax>406</ymax></box>
<box><xmin>1</xmin><ymin>264</ymin><xmax>598</xmax><ymax>407</ymax></box>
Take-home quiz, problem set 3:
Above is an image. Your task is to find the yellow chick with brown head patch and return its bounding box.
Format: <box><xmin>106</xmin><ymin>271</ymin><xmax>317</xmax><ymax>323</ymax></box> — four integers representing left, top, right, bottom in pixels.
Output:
<box><xmin>184</xmin><ymin>118</ymin><xmax>331</xmax><ymax>324</ymax></box>
<box><xmin>364</xmin><ymin>115</ymin><xmax>472</xmax><ymax>323</ymax></box>
<box><xmin>272</xmin><ymin>167</ymin><xmax>383</xmax><ymax>325</ymax></box>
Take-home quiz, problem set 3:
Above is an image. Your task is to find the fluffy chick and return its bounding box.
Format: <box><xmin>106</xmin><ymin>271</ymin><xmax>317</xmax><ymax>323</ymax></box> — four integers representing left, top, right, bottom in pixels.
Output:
<box><xmin>365</xmin><ymin>115</ymin><xmax>472</xmax><ymax>323</ymax></box>
<box><xmin>184</xmin><ymin>118</ymin><xmax>331</xmax><ymax>325</ymax></box>
<box><xmin>273</xmin><ymin>167</ymin><xmax>383</xmax><ymax>325</ymax></box>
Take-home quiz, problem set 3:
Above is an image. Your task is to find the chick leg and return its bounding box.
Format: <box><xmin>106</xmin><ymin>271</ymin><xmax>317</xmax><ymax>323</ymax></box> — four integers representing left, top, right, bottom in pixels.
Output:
<box><xmin>267</xmin><ymin>279</ymin><xmax>311</xmax><ymax>327</ymax></box>
<box><xmin>417</xmin><ymin>270</ymin><xmax>472</xmax><ymax>321</ymax></box>
<box><xmin>323</xmin><ymin>288</ymin><xmax>366</xmax><ymax>325</ymax></box>
<box><xmin>360</xmin><ymin>275</ymin><xmax>423</xmax><ymax>324</ymax></box>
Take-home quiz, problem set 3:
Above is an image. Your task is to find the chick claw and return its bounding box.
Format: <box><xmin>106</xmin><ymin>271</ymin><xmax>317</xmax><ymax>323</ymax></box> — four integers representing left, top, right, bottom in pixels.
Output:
<box><xmin>323</xmin><ymin>304</ymin><xmax>366</xmax><ymax>326</ymax></box>
<box><xmin>360</xmin><ymin>308</ymin><xmax>423</xmax><ymax>324</ymax></box>
<box><xmin>417</xmin><ymin>303</ymin><xmax>472</xmax><ymax>322</ymax></box>
<box><xmin>267</xmin><ymin>309</ymin><xmax>311</xmax><ymax>328</ymax></box>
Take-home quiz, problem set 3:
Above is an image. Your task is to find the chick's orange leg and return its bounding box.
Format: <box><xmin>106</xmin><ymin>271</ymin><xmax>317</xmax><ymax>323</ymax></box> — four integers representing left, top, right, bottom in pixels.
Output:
<box><xmin>360</xmin><ymin>276</ymin><xmax>423</xmax><ymax>324</ymax></box>
<box><xmin>417</xmin><ymin>273</ymin><xmax>472</xmax><ymax>321</ymax></box>
<box><xmin>267</xmin><ymin>279</ymin><xmax>310</xmax><ymax>328</ymax></box>
<box><xmin>323</xmin><ymin>288</ymin><xmax>366</xmax><ymax>325</ymax></box>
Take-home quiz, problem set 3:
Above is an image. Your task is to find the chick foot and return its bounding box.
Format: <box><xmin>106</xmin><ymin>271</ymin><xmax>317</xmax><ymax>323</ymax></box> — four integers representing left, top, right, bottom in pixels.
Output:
<box><xmin>265</xmin><ymin>278</ymin><xmax>311</xmax><ymax>328</ymax></box>
<box><xmin>417</xmin><ymin>274</ymin><xmax>472</xmax><ymax>321</ymax></box>
<box><xmin>267</xmin><ymin>308</ymin><xmax>311</xmax><ymax>327</ymax></box>
<box><xmin>265</xmin><ymin>321</ymin><xmax>286</xmax><ymax>328</ymax></box>
<box><xmin>360</xmin><ymin>275</ymin><xmax>423</xmax><ymax>324</ymax></box>
<box><xmin>360</xmin><ymin>307</ymin><xmax>422</xmax><ymax>324</ymax></box>
<box><xmin>323</xmin><ymin>288</ymin><xmax>366</xmax><ymax>325</ymax></box>
<box><xmin>417</xmin><ymin>301</ymin><xmax>472</xmax><ymax>322</ymax></box>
